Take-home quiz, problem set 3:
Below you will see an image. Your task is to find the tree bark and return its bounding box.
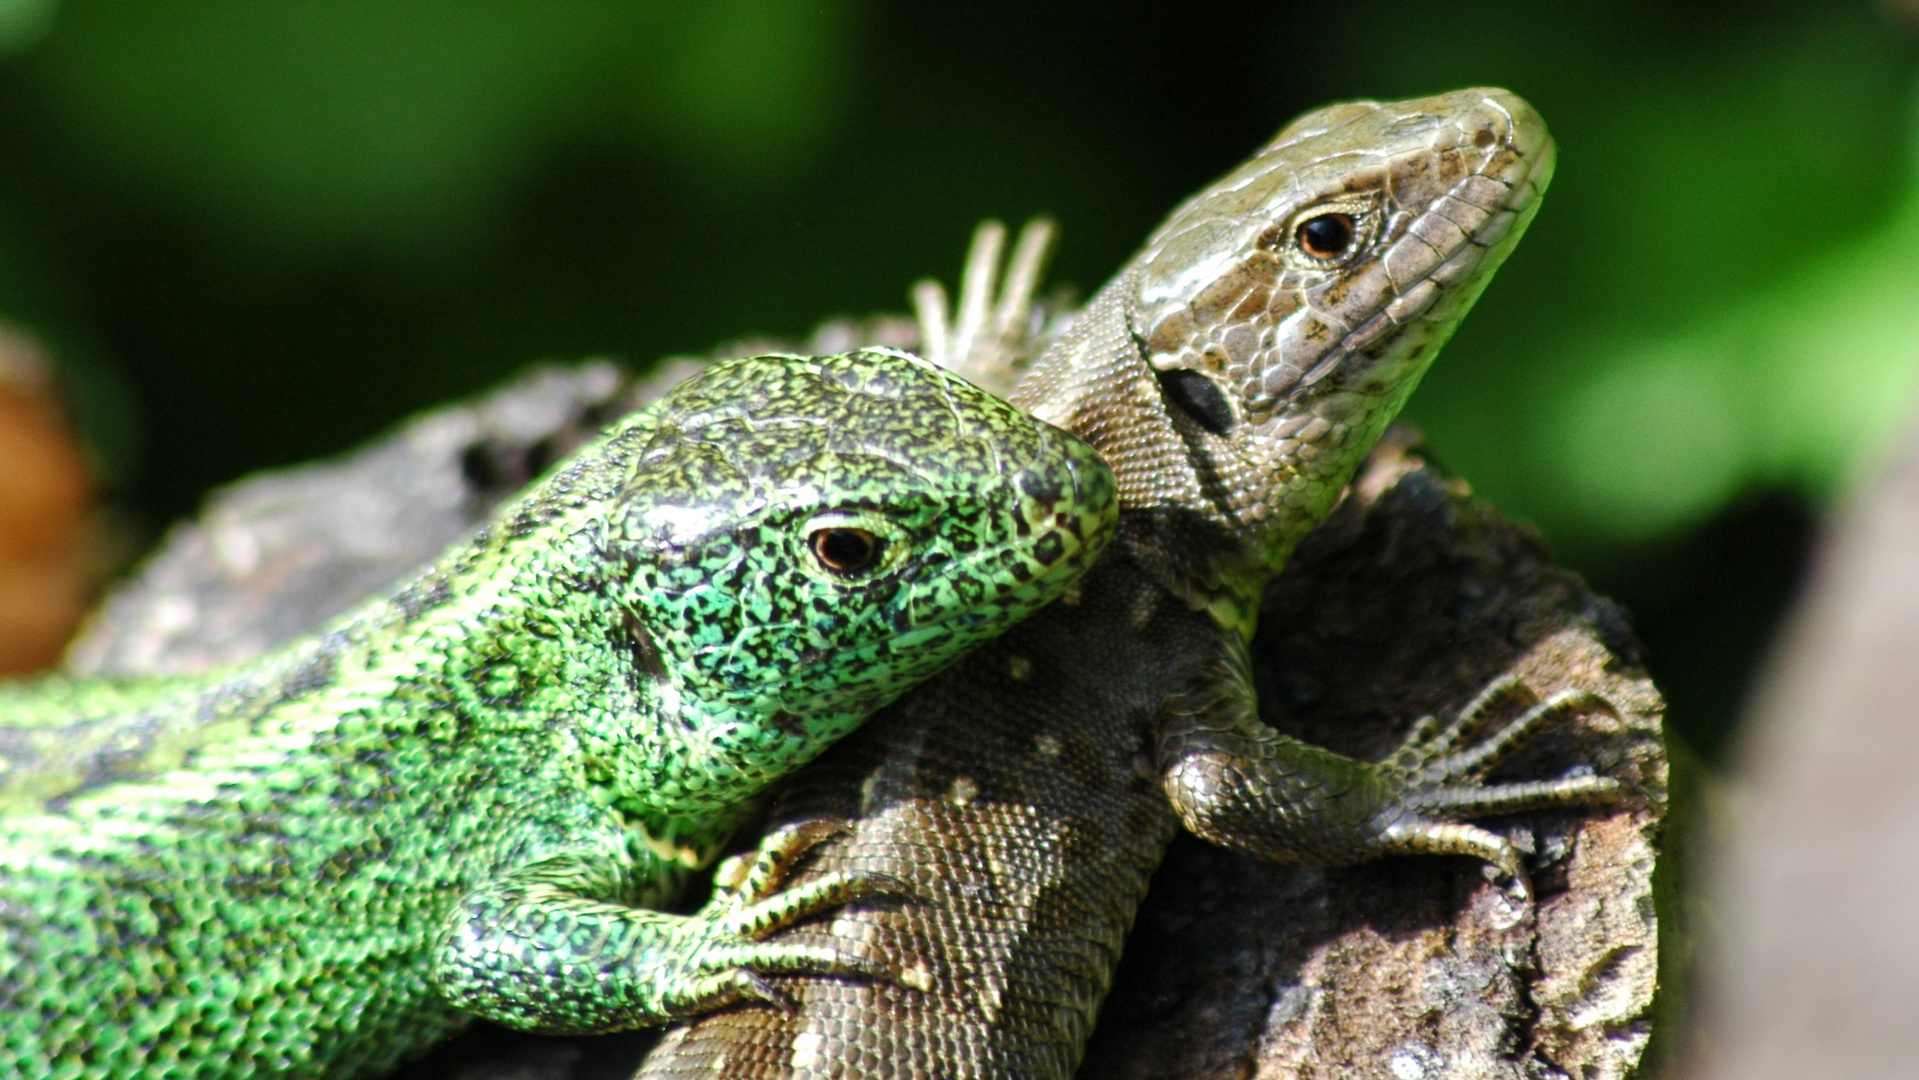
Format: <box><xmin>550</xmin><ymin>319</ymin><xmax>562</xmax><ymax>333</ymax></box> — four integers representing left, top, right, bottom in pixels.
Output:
<box><xmin>69</xmin><ymin>331</ymin><xmax>1666</xmax><ymax>1080</ymax></box>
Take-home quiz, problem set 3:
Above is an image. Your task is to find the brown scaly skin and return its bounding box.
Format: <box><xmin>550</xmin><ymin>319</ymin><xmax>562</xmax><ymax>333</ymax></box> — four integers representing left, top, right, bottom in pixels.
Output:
<box><xmin>634</xmin><ymin>88</ymin><xmax>1630</xmax><ymax>1080</ymax></box>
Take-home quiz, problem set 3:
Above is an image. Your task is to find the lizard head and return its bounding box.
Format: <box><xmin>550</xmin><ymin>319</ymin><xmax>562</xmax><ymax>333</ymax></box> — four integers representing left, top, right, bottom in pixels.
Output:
<box><xmin>593</xmin><ymin>348</ymin><xmax>1115</xmax><ymax>809</ymax></box>
<box><xmin>1019</xmin><ymin>88</ymin><xmax>1552</xmax><ymax>633</ymax></box>
<box><xmin>1136</xmin><ymin>88</ymin><xmax>1554</xmax><ymax>561</ymax></box>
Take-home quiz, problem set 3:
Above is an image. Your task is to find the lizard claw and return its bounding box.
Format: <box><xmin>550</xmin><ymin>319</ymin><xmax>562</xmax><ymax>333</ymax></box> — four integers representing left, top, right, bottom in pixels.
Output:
<box><xmin>661</xmin><ymin>822</ymin><xmax>909</xmax><ymax>1018</ymax></box>
<box><xmin>1365</xmin><ymin>681</ymin><xmax>1625</xmax><ymax>867</ymax></box>
<box><xmin>717</xmin><ymin>868</ymin><xmax>904</xmax><ymax>939</ymax></box>
<box><xmin>1160</xmin><ymin>640</ymin><xmax>1624</xmax><ymax>872</ymax></box>
<box><xmin>1391</xmin><ymin>682</ymin><xmax>1617</xmax><ymax>784</ymax></box>
<box><xmin>715</xmin><ymin>818</ymin><xmax>855</xmax><ymax>903</ymax></box>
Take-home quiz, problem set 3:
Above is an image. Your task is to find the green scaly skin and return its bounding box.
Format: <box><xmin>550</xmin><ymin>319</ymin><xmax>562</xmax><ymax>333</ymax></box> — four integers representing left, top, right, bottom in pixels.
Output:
<box><xmin>0</xmin><ymin>348</ymin><xmax>1117</xmax><ymax>1079</ymax></box>
<box><xmin>631</xmin><ymin>89</ymin><xmax>1629</xmax><ymax>1080</ymax></box>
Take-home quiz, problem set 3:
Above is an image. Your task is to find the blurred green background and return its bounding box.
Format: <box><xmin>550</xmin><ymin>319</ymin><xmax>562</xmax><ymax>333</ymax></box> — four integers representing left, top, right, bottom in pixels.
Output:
<box><xmin>0</xmin><ymin>0</ymin><xmax>1915</xmax><ymax>765</ymax></box>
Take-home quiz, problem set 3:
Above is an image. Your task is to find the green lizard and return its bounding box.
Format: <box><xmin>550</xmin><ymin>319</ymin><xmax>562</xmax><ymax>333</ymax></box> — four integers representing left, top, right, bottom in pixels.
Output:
<box><xmin>636</xmin><ymin>88</ymin><xmax>1631</xmax><ymax>1079</ymax></box>
<box><xmin>0</xmin><ymin>348</ymin><xmax>1118</xmax><ymax>1079</ymax></box>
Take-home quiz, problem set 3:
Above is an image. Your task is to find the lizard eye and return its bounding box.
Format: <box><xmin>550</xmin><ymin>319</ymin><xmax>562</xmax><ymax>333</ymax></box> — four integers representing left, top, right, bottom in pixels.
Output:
<box><xmin>1259</xmin><ymin>200</ymin><xmax>1377</xmax><ymax>270</ymax></box>
<box><xmin>798</xmin><ymin>511</ymin><xmax>910</xmax><ymax>583</ymax></box>
<box><xmin>809</xmin><ymin>527</ymin><xmax>883</xmax><ymax>576</ymax></box>
<box><xmin>1295</xmin><ymin>213</ymin><xmax>1356</xmax><ymax>261</ymax></box>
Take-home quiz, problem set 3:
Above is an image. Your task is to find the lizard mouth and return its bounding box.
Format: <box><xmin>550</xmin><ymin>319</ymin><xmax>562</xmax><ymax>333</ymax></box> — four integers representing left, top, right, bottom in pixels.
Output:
<box><xmin>894</xmin><ymin>441</ymin><xmax>1117</xmax><ymax>649</ymax></box>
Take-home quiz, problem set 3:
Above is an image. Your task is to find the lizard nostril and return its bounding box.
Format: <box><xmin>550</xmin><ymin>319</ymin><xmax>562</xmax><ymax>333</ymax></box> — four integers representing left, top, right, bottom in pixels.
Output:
<box><xmin>1475</xmin><ymin>128</ymin><xmax>1496</xmax><ymax>149</ymax></box>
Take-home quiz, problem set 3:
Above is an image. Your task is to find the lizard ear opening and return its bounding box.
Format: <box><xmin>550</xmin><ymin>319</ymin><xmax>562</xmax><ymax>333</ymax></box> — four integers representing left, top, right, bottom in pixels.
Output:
<box><xmin>622</xmin><ymin>606</ymin><xmax>668</xmax><ymax>681</ymax></box>
<box><xmin>1157</xmin><ymin>367</ymin><xmax>1236</xmax><ymax>436</ymax></box>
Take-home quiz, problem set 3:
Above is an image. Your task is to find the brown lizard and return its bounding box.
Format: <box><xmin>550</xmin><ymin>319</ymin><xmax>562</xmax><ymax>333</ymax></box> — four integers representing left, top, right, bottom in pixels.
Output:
<box><xmin>631</xmin><ymin>87</ymin><xmax>1644</xmax><ymax>1080</ymax></box>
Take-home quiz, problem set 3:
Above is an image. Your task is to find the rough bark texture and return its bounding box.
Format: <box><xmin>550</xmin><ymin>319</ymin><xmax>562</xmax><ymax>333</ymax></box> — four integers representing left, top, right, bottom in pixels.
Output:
<box><xmin>1085</xmin><ymin>432</ymin><xmax>1665</xmax><ymax>1080</ymax></box>
<box><xmin>66</xmin><ymin>347</ymin><xmax>1666</xmax><ymax>1080</ymax></box>
<box><xmin>66</xmin><ymin>361</ymin><xmax>627</xmax><ymax>679</ymax></box>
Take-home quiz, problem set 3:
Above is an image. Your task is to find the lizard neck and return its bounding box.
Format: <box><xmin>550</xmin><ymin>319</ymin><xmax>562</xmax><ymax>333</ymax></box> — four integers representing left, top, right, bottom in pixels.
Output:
<box><xmin>1015</xmin><ymin>274</ymin><xmax>1318</xmax><ymax>632</ymax></box>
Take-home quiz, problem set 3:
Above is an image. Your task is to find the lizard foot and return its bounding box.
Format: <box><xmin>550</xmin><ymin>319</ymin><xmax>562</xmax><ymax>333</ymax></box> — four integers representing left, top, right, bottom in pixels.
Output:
<box><xmin>1160</xmin><ymin>635</ymin><xmax>1622</xmax><ymax>876</ymax></box>
<box><xmin>665</xmin><ymin>821</ymin><xmax>905</xmax><ymax>1016</ymax></box>
<box><xmin>1370</xmin><ymin>676</ymin><xmax>1624</xmax><ymax>875</ymax></box>
<box><xmin>433</xmin><ymin>823</ymin><xmax>905</xmax><ymax>1030</ymax></box>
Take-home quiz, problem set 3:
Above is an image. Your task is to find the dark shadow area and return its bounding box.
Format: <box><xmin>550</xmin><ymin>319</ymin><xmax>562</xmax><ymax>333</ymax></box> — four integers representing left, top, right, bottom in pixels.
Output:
<box><xmin>1578</xmin><ymin>489</ymin><xmax>1818</xmax><ymax>765</ymax></box>
<box><xmin>393</xmin><ymin>1023</ymin><xmax>659</xmax><ymax>1080</ymax></box>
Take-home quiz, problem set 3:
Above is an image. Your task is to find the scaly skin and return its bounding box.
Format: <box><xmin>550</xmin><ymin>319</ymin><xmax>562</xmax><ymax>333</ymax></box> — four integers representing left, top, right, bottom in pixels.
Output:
<box><xmin>0</xmin><ymin>348</ymin><xmax>1117</xmax><ymax>1079</ymax></box>
<box><xmin>636</xmin><ymin>89</ymin><xmax>1624</xmax><ymax>1079</ymax></box>
<box><xmin>1010</xmin><ymin>87</ymin><xmax>1611</xmax><ymax>867</ymax></box>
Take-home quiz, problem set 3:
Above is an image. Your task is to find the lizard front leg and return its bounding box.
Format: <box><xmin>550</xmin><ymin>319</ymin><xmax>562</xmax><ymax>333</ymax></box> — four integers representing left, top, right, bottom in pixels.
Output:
<box><xmin>1157</xmin><ymin>632</ymin><xmax>1621</xmax><ymax>875</ymax></box>
<box><xmin>433</xmin><ymin>822</ymin><xmax>894</xmax><ymax>1034</ymax></box>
